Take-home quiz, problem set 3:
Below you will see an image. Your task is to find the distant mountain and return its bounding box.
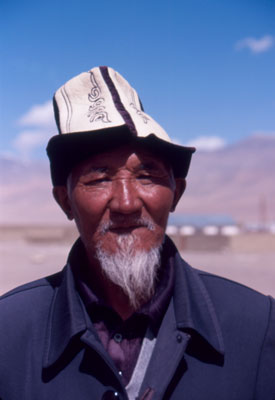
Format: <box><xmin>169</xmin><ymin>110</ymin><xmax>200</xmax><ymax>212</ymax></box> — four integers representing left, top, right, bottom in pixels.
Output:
<box><xmin>178</xmin><ymin>135</ymin><xmax>275</xmax><ymax>224</ymax></box>
<box><xmin>0</xmin><ymin>135</ymin><xmax>274</xmax><ymax>225</ymax></box>
<box><xmin>0</xmin><ymin>156</ymin><xmax>64</xmax><ymax>225</ymax></box>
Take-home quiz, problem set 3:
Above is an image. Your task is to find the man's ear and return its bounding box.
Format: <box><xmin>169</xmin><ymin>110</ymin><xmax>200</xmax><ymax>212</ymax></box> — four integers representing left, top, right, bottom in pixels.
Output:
<box><xmin>52</xmin><ymin>186</ymin><xmax>74</xmax><ymax>220</ymax></box>
<box><xmin>171</xmin><ymin>178</ymin><xmax>186</xmax><ymax>212</ymax></box>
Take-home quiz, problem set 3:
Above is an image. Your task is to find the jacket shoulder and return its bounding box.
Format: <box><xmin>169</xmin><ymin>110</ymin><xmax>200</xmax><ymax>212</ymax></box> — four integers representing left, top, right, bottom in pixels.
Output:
<box><xmin>0</xmin><ymin>271</ymin><xmax>63</xmax><ymax>319</ymax></box>
<box><xmin>197</xmin><ymin>267</ymin><xmax>271</xmax><ymax>308</ymax></box>
<box><xmin>194</xmin><ymin>267</ymin><xmax>275</xmax><ymax>398</ymax></box>
<box><xmin>1</xmin><ymin>270</ymin><xmax>62</xmax><ymax>297</ymax></box>
<box><xmin>192</xmin><ymin>266</ymin><xmax>273</xmax><ymax>337</ymax></box>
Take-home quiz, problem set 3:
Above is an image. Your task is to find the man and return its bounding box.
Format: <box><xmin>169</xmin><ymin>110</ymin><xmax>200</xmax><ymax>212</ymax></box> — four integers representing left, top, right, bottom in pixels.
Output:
<box><xmin>0</xmin><ymin>66</ymin><xmax>274</xmax><ymax>400</ymax></box>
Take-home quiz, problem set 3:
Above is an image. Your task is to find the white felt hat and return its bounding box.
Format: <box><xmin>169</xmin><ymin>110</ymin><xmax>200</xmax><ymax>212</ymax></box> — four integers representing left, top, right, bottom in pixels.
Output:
<box><xmin>47</xmin><ymin>66</ymin><xmax>195</xmax><ymax>185</ymax></box>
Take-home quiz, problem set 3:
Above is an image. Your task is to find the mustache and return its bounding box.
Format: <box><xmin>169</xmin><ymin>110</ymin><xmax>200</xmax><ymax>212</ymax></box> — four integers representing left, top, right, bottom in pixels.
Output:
<box><xmin>99</xmin><ymin>216</ymin><xmax>156</xmax><ymax>235</ymax></box>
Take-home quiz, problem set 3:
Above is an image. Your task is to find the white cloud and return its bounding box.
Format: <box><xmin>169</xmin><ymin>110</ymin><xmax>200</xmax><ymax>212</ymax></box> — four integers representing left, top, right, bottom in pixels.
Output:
<box><xmin>235</xmin><ymin>35</ymin><xmax>274</xmax><ymax>54</ymax></box>
<box><xmin>12</xmin><ymin>129</ymin><xmax>52</xmax><ymax>159</ymax></box>
<box><xmin>18</xmin><ymin>100</ymin><xmax>55</xmax><ymax>127</ymax></box>
<box><xmin>185</xmin><ymin>136</ymin><xmax>226</xmax><ymax>152</ymax></box>
<box><xmin>11</xmin><ymin>100</ymin><xmax>56</xmax><ymax>159</ymax></box>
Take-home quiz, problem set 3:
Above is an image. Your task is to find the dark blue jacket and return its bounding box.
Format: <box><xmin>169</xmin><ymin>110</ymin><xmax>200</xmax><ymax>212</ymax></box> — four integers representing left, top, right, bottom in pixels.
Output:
<box><xmin>1</xmin><ymin>238</ymin><xmax>275</xmax><ymax>399</ymax></box>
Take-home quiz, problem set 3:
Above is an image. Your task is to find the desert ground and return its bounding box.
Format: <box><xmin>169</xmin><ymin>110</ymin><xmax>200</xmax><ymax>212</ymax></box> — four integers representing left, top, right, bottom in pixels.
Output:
<box><xmin>0</xmin><ymin>238</ymin><xmax>274</xmax><ymax>297</ymax></box>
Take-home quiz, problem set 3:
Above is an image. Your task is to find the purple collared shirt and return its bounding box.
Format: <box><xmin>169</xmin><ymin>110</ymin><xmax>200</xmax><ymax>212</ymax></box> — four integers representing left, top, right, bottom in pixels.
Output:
<box><xmin>71</xmin><ymin>242</ymin><xmax>174</xmax><ymax>386</ymax></box>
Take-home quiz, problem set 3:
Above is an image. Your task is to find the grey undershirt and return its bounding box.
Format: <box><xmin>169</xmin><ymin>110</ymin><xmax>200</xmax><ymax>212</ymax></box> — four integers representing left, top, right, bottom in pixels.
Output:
<box><xmin>125</xmin><ymin>327</ymin><xmax>156</xmax><ymax>400</ymax></box>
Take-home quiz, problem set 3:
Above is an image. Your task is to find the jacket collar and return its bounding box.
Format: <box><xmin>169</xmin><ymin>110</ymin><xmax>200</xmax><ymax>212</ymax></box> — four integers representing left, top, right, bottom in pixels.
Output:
<box><xmin>43</xmin><ymin>236</ymin><xmax>224</xmax><ymax>369</ymax></box>
<box><xmin>166</xmin><ymin>238</ymin><xmax>224</xmax><ymax>358</ymax></box>
<box><xmin>43</xmin><ymin>262</ymin><xmax>89</xmax><ymax>368</ymax></box>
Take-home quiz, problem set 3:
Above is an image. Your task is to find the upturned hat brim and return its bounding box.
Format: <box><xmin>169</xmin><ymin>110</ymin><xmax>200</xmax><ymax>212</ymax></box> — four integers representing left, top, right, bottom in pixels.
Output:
<box><xmin>47</xmin><ymin>126</ymin><xmax>195</xmax><ymax>186</ymax></box>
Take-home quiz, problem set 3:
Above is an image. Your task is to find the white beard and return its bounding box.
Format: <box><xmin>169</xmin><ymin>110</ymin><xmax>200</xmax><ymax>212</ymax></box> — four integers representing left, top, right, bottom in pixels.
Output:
<box><xmin>95</xmin><ymin>234</ymin><xmax>161</xmax><ymax>310</ymax></box>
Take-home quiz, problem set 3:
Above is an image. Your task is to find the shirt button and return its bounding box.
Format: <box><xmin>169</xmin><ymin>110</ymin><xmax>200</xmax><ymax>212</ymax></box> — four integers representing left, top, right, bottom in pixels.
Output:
<box><xmin>118</xmin><ymin>371</ymin><xmax>123</xmax><ymax>376</ymax></box>
<box><xmin>113</xmin><ymin>333</ymin><xmax>123</xmax><ymax>343</ymax></box>
<box><xmin>176</xmin><ymin>334</ymin><xmax>182</xmax><ymax>343</ymax></box>
<box><xmin>102</xmin><ymin>390</ymin><xmax>120</xmax><ymax>399</ymax></box>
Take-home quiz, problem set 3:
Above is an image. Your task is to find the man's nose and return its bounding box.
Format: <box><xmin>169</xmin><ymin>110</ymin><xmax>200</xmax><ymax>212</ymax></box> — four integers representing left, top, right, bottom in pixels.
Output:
<box><xmin>109</xmin><ymin>178</ymin><xmax>142</xmax><ymax>214</ymax></box>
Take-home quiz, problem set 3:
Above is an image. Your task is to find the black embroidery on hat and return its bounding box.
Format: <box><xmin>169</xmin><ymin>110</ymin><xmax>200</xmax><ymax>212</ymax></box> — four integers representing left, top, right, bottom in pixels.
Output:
<box><xmin>129</xmin><ymin>91</ymin><xmax>149</xmax><ymax>124</ymax></box>
<box><xmin>129</xmin><ymin>102</ymin><xmax>150</xmax><ymax>124</ymax></box>
<box><xmin>87</xmin><ymin>72</ymin><xmax>111</xmax><ymax>123</ymax></box>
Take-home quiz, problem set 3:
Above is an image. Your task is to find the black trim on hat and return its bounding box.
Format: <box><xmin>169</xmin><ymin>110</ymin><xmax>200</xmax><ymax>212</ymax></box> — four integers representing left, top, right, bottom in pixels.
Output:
<box><xmin>53</xmin><ymin>96</ymin><xmax>61</xmax><ymax>134</ymax></box>
<box><xmin>46</xmin><ymin>126</ymin><xmax>195</xmax><ymax>186</ymax></box>
<box><xmin>99</xmin><ymin>66</ymin><xmax>138</xmax><ymax>136</ymax></box>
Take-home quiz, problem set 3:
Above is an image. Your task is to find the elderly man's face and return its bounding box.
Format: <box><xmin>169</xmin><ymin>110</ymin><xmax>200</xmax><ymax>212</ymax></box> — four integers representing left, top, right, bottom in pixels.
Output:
<box><xmin>54</xmin><ymin>144</ymin><xmax>185</xmax><ymax>258</ymax></box>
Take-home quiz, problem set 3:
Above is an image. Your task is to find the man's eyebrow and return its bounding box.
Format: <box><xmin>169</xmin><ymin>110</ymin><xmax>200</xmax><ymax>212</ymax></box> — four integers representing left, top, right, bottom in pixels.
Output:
<box><xmin>86</xmin><ymin>166</ymin><xmax>108</xmax><ymax>174</ymax></box>
<box><xmin>137</xmin><ymin>161</ymin><xmax>164</xmax><ymax>171</ymax></box>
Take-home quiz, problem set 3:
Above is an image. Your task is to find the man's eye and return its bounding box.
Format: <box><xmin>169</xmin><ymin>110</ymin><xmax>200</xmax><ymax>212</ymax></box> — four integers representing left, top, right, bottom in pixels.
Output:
<box><xmin>137</xmin><ymin>174</ymin><xmax>154</xmax><ymax>182</ymax></box>
<box><xmin>85</xmin><ymin>177</ymin><xmax>110</xmax><ymax>185</ymax></box>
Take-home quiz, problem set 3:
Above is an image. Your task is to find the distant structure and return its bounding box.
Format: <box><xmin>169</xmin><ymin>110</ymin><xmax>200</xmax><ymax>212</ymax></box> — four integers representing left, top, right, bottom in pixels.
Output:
<box><xmin>167</xmin><ymin>214</ymin><xmax>239</xmax><ymax>235</ymax></box>
<box><xmin>166</xmin><ymin>214</ymin><xmax>240</xmax><ymax>251</ymax></box>
<box><xmin>165</xmin><ymin>213</ymin><xmax>275</xmax><ymax>252</ymax></box>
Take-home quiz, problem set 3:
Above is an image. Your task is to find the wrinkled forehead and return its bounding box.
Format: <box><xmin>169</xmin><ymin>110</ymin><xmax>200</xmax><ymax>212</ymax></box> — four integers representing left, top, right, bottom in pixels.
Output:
<box><xmin>69</xmin><ymin>143</ymin><xmax>174</xmax><ymax>180</ymax></box>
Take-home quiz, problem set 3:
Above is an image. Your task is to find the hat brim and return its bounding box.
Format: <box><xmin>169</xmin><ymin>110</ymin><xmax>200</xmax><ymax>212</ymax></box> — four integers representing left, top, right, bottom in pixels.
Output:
<box><xmin>46</xmin><ymin>125</ymin><xmax>195</xmax><ymax>186</ymax></box>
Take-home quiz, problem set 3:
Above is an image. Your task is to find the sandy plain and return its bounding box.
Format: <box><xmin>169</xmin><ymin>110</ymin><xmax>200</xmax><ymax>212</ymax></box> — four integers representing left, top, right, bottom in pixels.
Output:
<box><xmin>0</xmin><ymin>239</ymin><xmax>274</xmax><ymax>297</ymax></box>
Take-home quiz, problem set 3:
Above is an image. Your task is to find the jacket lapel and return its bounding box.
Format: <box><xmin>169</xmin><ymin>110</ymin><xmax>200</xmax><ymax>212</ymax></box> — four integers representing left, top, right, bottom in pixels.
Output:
<box><xmin>42</xmin><ymin>265</ymin><xmax>87</xmax><ymax>369</ymax></box>
<box><xmin>138</xmin><ymin>238</ymin><xmax>225</xmax><ymax>399</ymax></box>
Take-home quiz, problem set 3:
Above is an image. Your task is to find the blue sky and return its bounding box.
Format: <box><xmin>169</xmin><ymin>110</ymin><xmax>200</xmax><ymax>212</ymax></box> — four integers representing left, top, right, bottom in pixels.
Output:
<box><xmin>0</xmin><ymin>0</ymin><xmax>274</xmax><ymax>160</ymax></box>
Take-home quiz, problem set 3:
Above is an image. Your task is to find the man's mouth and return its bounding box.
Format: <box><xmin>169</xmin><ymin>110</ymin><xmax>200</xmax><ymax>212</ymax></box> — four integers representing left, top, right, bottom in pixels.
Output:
<box><xmin>108</xmin><ymin>224</ymin><xmax>146</xmax><ymax>234</ymax></box>
<box><xmin>100</xmin><ymin>217</ymin><xmax>155</xmax><ymax>235</ymax></box>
